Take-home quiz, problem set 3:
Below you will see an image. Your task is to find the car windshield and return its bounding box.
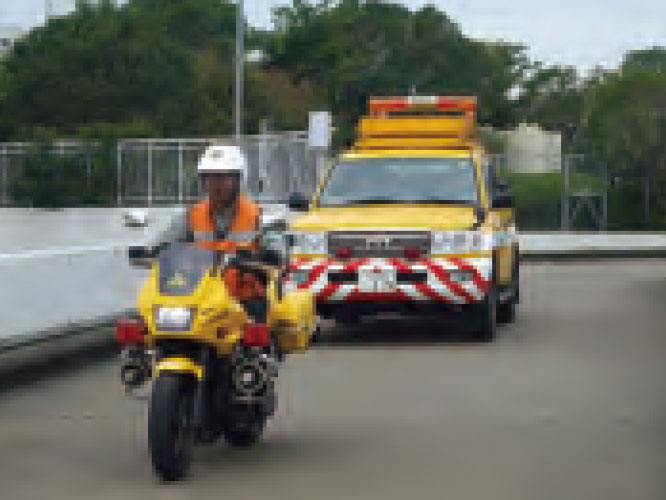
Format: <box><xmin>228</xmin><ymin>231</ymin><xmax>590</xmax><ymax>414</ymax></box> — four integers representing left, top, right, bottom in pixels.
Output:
<box><xmin>319</xmin><ymin>157</ymin><xmax>477</xmax><ymax>206</ymax></box>
<box><xmin>158</xmin><ymin>243</ymin><xmax>216</xmax><ymax>296</ymax></box>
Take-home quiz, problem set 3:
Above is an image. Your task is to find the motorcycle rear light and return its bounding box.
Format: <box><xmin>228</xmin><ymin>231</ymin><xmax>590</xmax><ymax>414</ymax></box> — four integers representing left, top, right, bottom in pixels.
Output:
<box><xmin>242</xmin><ymin>323</ymin><xmax>270</xmax><ymax>347</ymax></box>
<box><xmin>403</xmin><ymin>246</ymin><xmax>422</xmax><ymax>260</ymax></box>
<box><xmin>115</xmin><ymin>318</ymin><xmax>147</xmax><ymax>345</ymax></box>
<box><xmin>335</xmin><ymin>245</ymin><xmax>353</xmax><ymax>259</ymax></box>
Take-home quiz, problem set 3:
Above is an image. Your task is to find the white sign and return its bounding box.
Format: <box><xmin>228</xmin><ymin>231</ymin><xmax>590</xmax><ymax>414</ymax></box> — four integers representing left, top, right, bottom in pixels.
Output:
<box><xmin>358</xmin><ymin>267</ymin><xmax>397</xmax><ymax>293</ymax></box>
<box><xmin>308</xmin><ymin>111</ymin><xmax>331</xmax><ymax>149</ymax></box>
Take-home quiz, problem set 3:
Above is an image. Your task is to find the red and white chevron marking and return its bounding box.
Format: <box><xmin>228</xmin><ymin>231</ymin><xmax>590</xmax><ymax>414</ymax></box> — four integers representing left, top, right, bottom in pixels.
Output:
<box><xmin>285</xmin><ymin>257</ymin><xmax>492</xmax><ymax>305</ymax></box>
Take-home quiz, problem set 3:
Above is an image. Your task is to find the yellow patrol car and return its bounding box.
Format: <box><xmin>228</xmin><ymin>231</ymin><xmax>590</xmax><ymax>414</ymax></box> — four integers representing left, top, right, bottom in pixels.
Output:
<box><xmin>286</xmin><ymin>96</ymin><xmax>519</xmax><ymax>341</ymax></box>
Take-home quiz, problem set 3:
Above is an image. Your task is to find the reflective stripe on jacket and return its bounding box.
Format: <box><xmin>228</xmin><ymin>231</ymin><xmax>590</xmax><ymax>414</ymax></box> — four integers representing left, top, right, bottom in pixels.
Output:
<box><xmin>189</xmin><ymin>196</ymin><xmax>263</xmax><ymax>299</ymax></box>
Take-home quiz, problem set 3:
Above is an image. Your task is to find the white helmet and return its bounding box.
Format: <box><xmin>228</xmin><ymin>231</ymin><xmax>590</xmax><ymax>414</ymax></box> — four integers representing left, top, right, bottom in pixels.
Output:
<box><xmin>197</xmin><ymin>145</ymin><xmax>247</xmax><ymax>181</ymax></box>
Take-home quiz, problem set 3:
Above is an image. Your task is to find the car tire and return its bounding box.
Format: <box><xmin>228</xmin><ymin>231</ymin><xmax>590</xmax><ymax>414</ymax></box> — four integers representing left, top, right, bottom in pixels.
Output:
<box><xmin>496</xmin><ymin>299</ymin><xmax>515</xmax><ymax>324</ymax></box>
<box><xmin>474</xmin><ymin>292</ymin><xmax>497</xmax><ymax>342</ymax></box>
<box><xmin>223</xmin><ymin>419</ymin><xmax>265</xmax><ymax>448</ymax></box>
<box><xmin>513</xmin><ymin>246</ymin><xmax>521</xmax><ymax>304</ymax></box>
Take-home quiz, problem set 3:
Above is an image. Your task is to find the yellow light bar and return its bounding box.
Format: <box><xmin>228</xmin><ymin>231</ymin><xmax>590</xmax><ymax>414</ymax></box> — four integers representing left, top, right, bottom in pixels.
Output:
<box><xmin>368</xmin><ymin>95</ymin><xmax>477</xmax><ymax>114</ymax></box>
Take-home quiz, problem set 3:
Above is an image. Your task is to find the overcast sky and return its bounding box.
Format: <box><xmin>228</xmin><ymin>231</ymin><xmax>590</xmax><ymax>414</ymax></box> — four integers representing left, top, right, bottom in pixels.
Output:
<box><xmin>1</xmin><ymin>0</ymin><xmax>665</xmax><ymax>72</ymax></box>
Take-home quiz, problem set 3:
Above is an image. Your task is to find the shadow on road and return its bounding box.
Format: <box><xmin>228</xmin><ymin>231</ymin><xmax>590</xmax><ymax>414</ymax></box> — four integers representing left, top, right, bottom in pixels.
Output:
<box><xmin>0</xmin><ymin>330</ymin><xmax>118</xmax><ymax>393</ymax></box>
<box><xmin>315</xmin><ymin>315</ymin><xmax>482</xmax><ymax>347</ymax></box>
<box><xmin>194</xmin><ymin>428</ymin><xmax>372</xmax><ymax>472</ymax></box>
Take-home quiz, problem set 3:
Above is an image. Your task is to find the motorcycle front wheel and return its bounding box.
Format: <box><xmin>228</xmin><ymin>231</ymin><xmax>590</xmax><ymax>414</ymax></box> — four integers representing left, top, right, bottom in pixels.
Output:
<box><xmin>148</xmin><ymin>374</ymin><xmax>195</xmax><ymax>481</ymax></box>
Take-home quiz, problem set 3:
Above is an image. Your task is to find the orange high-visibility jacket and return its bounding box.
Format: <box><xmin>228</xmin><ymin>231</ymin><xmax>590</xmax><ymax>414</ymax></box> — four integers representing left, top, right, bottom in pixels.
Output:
<box><xmin>188</xmin><ymin>195</ymin><xmax>263</xmax><ymax>299</ymax></box>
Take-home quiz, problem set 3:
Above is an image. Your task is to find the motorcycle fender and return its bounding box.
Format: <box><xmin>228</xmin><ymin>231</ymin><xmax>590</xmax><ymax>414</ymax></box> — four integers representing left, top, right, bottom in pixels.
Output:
<box><xmin>155</xmin><ymin>357</ymin><xmax>203</xmax><ymax>380</ymax></box>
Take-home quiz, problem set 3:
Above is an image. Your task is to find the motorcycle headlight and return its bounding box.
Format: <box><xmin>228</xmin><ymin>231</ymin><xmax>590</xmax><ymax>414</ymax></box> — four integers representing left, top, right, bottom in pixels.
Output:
<box><xmin>289</xmin><ymin>231</ymin><xmax>328</xmax><ymax>255</ymax></box>
<box><xmin>155</xmin><ymin>307</ymin><xmax>194</xmax><ymax>331</ymax></box>
<box><xmin>431</xmin><ymin>231</ymin><xmax>492</xmax><ymax>254</ymax></box>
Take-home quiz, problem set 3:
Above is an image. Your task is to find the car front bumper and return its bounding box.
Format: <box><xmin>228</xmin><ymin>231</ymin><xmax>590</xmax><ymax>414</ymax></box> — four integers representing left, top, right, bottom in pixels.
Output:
<box><xmin>284</xmin><ymin>256</ymin><xmax>492</xmax><ymax>307</ymax></box>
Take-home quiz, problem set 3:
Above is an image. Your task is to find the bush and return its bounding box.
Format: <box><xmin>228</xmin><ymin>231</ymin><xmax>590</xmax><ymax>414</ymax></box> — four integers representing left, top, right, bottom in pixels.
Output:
<box><xmin>12</xmin><ymin>142</ymin><xmax>116</xmax><ymax>207</ymax></box>
<box><xmin>504</xmin><ymin>172</ymin><xmax>562</xmax><ymax>230</ymax></box>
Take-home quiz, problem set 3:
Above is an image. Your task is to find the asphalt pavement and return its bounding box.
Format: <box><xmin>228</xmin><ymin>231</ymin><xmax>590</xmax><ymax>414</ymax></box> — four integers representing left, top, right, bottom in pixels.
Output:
<box><xmin>0</xmin><ymin>262</ymin><xmax>664</xmax><ymax>500</ymax></box>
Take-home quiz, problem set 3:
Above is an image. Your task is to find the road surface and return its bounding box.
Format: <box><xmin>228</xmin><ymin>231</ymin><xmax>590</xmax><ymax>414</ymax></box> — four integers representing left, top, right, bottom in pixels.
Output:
<box><xmin>0</xmin><ymin>262</ymin><xmax>664</xmax><ymax>499</ymax></box>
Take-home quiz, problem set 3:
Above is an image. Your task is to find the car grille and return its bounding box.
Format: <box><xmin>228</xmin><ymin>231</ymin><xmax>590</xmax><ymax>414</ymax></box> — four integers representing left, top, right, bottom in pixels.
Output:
<box><xmin>328</xmin><ymin>231</ymin><xmax>431</xmax><ymax>258</ymax></box>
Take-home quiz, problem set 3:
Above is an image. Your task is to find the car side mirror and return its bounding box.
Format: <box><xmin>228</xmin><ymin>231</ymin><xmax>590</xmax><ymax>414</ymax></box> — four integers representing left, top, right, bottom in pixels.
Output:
<box><xmin>493</xmin><ymin>179</ymin><xmax>514</xmax><ymax>209</ymax></box>
<box><xmin>288</xmin><ymin>192</ymin><xmax>309</xmax><ymax>212</ymax></box>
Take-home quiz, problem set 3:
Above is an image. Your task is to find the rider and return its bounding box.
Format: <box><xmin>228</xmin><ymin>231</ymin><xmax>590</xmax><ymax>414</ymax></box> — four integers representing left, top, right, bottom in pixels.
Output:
<box><xmin>145</xmin><ymin>144</ymin><xmax>270</xmax><ymax>323</ymax></box>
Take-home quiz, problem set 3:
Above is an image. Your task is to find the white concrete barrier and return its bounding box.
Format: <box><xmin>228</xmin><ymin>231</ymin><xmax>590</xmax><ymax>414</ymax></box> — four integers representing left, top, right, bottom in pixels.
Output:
<box><xmin>1</xmin><ymin>207</ymin><xmax>665</xmax><ymax>350</ymax></box>
<box><xmin>519</xmin><ymin>232</ymin><xmax>666</xmax><ymax>256</ymax></box>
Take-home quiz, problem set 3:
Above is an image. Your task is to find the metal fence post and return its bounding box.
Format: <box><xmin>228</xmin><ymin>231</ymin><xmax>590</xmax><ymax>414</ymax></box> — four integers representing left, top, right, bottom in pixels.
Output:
<box><xmin>85</xmin><ymin>142</ymin><xmax>92</xmax><ymax>190</ymax></box>
<box><xmin>116</xmin><ymin>141</ymin><xmax>122</xmax><ymax>206</ymax></box>
<box><xmin>601</xmin><ymin>161</ymin><xmax>608</xmax><ymax>231</ymax></box>
<box><xmin>1</xmin><ymin>146</ymin><xmax>8</xmax><ymax>206</ymax></box>
<box><xmin>147</xmin><ymin>141</ymin><xmax>153</xmax><ymax>206</ymax></box>
<box><xmin>178</xmin><ymin>141</ymin><xmax>184</xmax><ymax>204</ymax></box>
<box><xmin>258</xmin><ymin>120</ymin><xmax>269</xmax><ymax>196</ymax></box>
<box><xmin>561</xmin><ymin>155</ymin><xmax>570</xmax><ymax>231</ymax></box>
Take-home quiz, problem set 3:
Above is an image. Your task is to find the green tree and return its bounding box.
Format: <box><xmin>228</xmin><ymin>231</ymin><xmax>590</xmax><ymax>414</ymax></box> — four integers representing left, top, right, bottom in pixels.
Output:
<box><xmin>584</xmin><ymin>69</ymin><xmax>666</xmax><ymax>226</ymax></box>
<box><xmin>515</xmin><ymin>65</ymin><xmax>584</xmax><ymax>138</ymax></box>
<box><xmin>0</xmin><ymin>0</ymin><xmax>316</xmax><ymax>139</ymax></box>
<box><xmin>269</xmin><ymin>0</ymin><xmax>527</xmax><ymax>146</ymax></box>
<box><xmin>622</xmin><ymin>46</ymin><xmax>666</xmax><ymax>74</ymax></box>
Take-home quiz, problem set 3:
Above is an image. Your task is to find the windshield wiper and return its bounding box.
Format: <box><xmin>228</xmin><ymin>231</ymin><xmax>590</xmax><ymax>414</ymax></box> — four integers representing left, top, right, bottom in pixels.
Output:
<box><xmin>404</xmin><ymin>199</ymin><xmax>475</xmax><ymax>205</ymax></box>
<box><xmin>322</xmin><ymin>198</ymin><xmax>474</xmax><ymax>206</ymax></box>
<box><xmin>322</xmin><ymin>198</ymin><xmax>402</xmax><ymax>206</ymax></box>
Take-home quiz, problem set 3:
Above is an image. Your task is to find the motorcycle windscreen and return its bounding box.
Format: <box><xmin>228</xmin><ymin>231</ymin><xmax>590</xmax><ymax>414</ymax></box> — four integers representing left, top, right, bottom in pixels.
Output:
<box><xmin>158</xmin><ymin>243</ymin><xmax>216</xmax><ymax>296</ymax></box>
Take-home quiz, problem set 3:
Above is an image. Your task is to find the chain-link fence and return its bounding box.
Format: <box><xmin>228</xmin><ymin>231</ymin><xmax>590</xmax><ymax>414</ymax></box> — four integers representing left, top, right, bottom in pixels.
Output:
<box><xmin>490</xmin><ymin>153</ymin><xmax>666</xmax><ymax>231</ymax></box>
<box><xmin>116</xmin><ymin>133</ymin><xmax>324</xmax><ymax>205</ymax></box>
<box><xmin>490</xmin><ymin>153</ymin><xmax>611</xmax><ymax>231</ymax></box>
<box><xmin>0</xmin><ymin>133</ymin><xmax>327</xmax><ymax>207</ymax></box>
<box><xmin>3</xmin><ymin>141</ymin><xmax>663</xmax><ymax>230</ymax></box>
<box><xmin>0</xmin><ymin>141</ymin><xmax>119</xmax><ymax>207</ymax></box>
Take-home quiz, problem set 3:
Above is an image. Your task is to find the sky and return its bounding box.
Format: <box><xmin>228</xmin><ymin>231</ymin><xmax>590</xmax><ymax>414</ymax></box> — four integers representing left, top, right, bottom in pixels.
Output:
<box><xmin>1</xmin><ymin>0</ymin><xmax>665</xmax><ymax>72</ymax></box>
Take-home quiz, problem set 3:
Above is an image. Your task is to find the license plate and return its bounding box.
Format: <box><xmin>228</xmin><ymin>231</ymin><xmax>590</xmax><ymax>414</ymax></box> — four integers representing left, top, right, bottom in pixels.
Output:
<box><xmin>358</xmin><ymin>267</ymin><xmax>397</xmax><ymax>293</ymax></box>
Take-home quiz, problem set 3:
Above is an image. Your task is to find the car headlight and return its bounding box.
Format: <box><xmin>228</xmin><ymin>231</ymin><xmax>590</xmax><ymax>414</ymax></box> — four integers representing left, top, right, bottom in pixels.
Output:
<box><xmin>289</xmin><ymin>231</ymin><xmax>327</xmax><ymax>255</ymax></box>
<box><xmin>431</xmin><ymin>231</ymin><xmax>492</xmax><ymax>254</ymax></box>
<box><xmin>155</xmin><ymin>307</ymin><xmax>194</xmax><ymax>331</ymax></box>
<box><xmin>447</xmin><ymin>269</ymin><xmax>475</xmax><ymax>283</ymax></box>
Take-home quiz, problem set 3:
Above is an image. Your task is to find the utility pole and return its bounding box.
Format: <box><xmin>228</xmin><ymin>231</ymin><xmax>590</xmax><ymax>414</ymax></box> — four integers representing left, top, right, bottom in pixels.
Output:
<box><xmin>45</xmin><ymin>0</ymin><xmax>53</xmax><ymax>23</ymax></box>
<box><xmin>234</xmin><ymin>0</ymin><xmax>245</xmax><ymax>144</ymax></box>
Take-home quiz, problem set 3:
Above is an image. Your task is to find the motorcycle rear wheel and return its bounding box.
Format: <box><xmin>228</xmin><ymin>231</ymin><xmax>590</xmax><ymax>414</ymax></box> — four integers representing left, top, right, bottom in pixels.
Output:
<box><xmin>223</xmin><ymin>418</ymin><xmax>265</xmax><ymax>448</ymax></box>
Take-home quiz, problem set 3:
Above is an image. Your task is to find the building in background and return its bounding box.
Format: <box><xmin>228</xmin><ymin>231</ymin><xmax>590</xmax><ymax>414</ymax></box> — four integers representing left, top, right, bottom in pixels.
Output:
<box><xmin>505</xmin><ymin>123</ymin><xmax>562</xmax><ymax>173</ymax></box>
<box><xmin>0</xmin><ymin>25</ymin><xmax>25</xmax><ymax>57</ymax></box>
<box><xmin>483</xmin><ymin>123</ymin><xmax>562</xmax><ymax>174</ymax></box>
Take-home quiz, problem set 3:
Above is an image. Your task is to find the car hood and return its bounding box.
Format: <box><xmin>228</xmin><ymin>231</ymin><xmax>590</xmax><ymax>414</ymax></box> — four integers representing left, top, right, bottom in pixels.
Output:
<box><xmin>289</xmin><ymin>205</ymin><xmax>477</xmax><ymax>231</ymax></box>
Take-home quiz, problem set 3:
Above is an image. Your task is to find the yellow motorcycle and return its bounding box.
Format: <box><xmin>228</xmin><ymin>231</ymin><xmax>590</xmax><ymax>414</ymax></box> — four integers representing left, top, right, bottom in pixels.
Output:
<box><xmin>116</xmin><ymin>242</ymin><xmax>316</xmax><ymax>481</ymax></box>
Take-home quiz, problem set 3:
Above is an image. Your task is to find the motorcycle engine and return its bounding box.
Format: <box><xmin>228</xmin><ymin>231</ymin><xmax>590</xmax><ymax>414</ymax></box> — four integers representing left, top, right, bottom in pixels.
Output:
<box><xmin>230</xmin><ymin>345</ymin><xmax>278</xmax><ymax>402</ymax></box>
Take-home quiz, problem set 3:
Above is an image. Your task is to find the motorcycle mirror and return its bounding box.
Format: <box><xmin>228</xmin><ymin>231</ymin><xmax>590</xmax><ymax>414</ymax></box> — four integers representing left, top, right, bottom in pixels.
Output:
<box><xmin>128</xmin><ymin>246</ymin><xmax>157</xmax><ymax>269</ymax></box>
<box><xmin>288</xmin><ymin>192</ymin><xmax>309</xmax><ymax>211</ymax></box>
